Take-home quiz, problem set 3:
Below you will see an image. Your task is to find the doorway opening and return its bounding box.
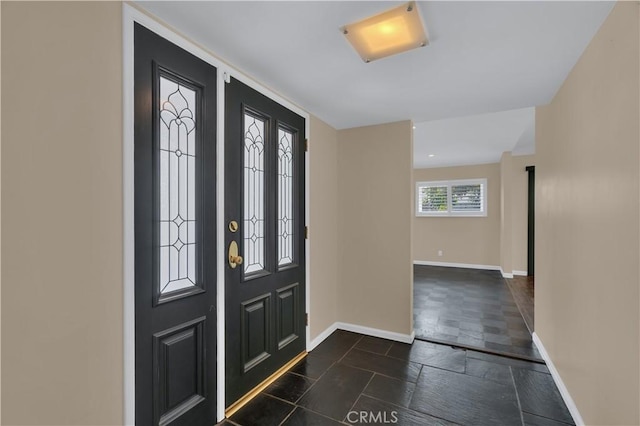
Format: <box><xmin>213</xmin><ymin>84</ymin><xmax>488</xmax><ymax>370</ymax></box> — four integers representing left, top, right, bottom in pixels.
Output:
<box><xmin>503</xmin><ymin>165</ymin><xmax>535</xmax><ymax>335</ymax></box>
<box><xmin>412</xmin><ymin>162</ymin><xmax>538</xmax><ymax>362</ymax></box>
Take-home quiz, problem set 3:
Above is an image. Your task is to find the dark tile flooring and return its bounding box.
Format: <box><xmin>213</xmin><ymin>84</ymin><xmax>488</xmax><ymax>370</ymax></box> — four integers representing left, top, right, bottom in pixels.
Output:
<box><xmin>224</xmin><ymin>330</ymin><xmax>573</xmax><ymax>426</ymax></box>
<box><xmin>414</xmin><ymin>265</ymin><xmax>541</xmax><ymax>360</ymax></box>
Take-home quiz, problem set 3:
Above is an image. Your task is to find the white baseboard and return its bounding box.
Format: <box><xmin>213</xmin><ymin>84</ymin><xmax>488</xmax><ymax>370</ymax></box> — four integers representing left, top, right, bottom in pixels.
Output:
<box><xmin>532</xmin><ymin>332</ymin><xmax>584</xmax><ymax>426</ymax></box>
<box><xmin>307</xmin><ymin>321</ymin><xmax>415</xmax><ymax>351</ymax></box>
<box><xmin>500</xmin><ymin>268</ymin><xmax>514</xmax><ymax>279</ymax></box>
<box><xmin>414</xmin><ymin>260</ymin><xmax>501</xmax><ymax>271</ymax></box>
<box><xmin>413</xmin><ymin>260</ymin><xmax>526</xmax><ymax>280</ymax></box>
<box><xmin>336</xmin><ymin>322</ymin><xmax>415</xmax><ymax>344</ymax></box>
<box><xmin>307</xmin><ymin>322</ymin><xmax>338</xmax><ymax>351</ymax></box>
<box><xmin>413</xmin><ymin>260</ymin><xmax>523</xmax><ymax>279</ymax></box>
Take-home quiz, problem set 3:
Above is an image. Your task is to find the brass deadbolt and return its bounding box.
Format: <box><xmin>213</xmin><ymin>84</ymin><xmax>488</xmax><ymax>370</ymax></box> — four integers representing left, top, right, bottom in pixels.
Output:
<box><xmin>229</xmin><ymin>220</ymin><xmax>239</xmax><ymax>233</ymax></box>
<box><xmin>228</xmin><ymin>240</ymin><xmax>243</xmax><ymax>268</ymax></box>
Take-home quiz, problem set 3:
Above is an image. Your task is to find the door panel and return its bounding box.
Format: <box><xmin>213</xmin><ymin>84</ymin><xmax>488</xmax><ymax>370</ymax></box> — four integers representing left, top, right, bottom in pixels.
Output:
<box><xmin>135</xmin><ymin>24</ymin><xmax>217</xmax><ymax>426</ymax></box>
<box><xmin>152</xmin><ymin>317</ymin><xmax>206</xmax><ymax>424</ymax></box>
<box><xmin>225</xmin><ymin>78</ymin><xmax>306</xmax><ymax>406</ymax></box>
<box><xmin>241</xmin><ymin>293</ymin><xmax>272</xmax><ymax>372</ymax></box>
<box><xmin>276</xmin><ymin>283</ymin><xmax>300</xmax><ymax>350</ymax></box>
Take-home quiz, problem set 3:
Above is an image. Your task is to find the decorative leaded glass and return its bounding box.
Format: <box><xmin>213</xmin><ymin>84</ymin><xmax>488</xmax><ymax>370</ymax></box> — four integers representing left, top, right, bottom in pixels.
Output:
<box><xmin>277</xmin><ymin>127</ymin><xmax>294</xmax><ymax>266</ymax></box>
<box><xmin>159</xmin><ymin>76</ymin><xmax>197</xmax><ymax>294</ymax></box>
<box><xmin>243</xmin><ymin>113</ymin><xmax>266</xmax><ymax>274</ymax></box>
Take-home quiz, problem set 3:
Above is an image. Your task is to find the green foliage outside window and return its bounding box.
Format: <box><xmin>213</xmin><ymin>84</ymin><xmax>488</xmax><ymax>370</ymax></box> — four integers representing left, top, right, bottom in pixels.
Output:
<box><xmin>421</xmin><ymin>186</ymin><xmax>448</xmax><ymax>212</ymax></box>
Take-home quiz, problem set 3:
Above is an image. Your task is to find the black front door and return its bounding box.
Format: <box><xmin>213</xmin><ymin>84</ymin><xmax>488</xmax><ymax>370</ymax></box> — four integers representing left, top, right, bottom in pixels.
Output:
<box><xmin>135</xmin><ymin>24</ymin><xmax>217</xmax><ymax>425</ymax></box>
<box><xmin>225</xmin><ymin>77</ymin><xmax>306</xmax><ymax>406</ymax></box>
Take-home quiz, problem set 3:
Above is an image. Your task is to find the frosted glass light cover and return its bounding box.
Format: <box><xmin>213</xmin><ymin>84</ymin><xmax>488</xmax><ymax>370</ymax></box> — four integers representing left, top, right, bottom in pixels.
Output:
<box><xmin>341</xmin><ymin>1</ymin><xmax>428</xmax><ymax>63</ymax></box>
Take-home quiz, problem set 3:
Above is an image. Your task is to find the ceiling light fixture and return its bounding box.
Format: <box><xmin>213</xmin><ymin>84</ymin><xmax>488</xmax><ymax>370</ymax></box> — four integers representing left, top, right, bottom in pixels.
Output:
<box><xmin>428</xmin><ymin>154</ymin><xmax>436</xmax><ymax>158</ymax></box>
<box><xmin>341</xmin><ymin>1</ymin><xmax>429</xmax><ymax>63</ymax></box>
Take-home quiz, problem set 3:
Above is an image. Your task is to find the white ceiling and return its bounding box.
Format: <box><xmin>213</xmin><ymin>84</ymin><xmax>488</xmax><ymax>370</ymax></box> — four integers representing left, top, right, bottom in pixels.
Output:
<box><xmin>414</xmin><ymin>107</ymin><xmax>534</xmax><ymax>169</ymax></box>
<box><xmin>137</xmin><ymin>1</ymin><xmax>614</xmax><ymax>166</ymax></box>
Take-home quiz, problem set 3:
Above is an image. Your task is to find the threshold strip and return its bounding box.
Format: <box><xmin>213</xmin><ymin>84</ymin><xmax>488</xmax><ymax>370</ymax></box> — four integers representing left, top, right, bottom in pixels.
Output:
<box><xmin>414</xmin><ymin>336</ymin><xmax>546</xmax><ymax>364</ymax></box>
<box><xmin>225</xmin><ymin>351</ymin><xmax>307</xmax><ymax>418</ymax></box>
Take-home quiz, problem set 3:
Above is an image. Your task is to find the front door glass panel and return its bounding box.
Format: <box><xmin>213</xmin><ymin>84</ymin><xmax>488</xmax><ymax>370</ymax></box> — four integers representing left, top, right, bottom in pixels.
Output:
<box><xmin>277</xmin><ymin>127</ymin><xmax>294</xmax><ymax>267</ymax></box>
<box><xmin>159</xmin><ymin>75</ymin><xmax>197</xmax><ymax>294</ymax></box>
<box><xmin>243</xmin><ymin>111</ymin><xmax>267</xmax><ymax>275</ymax></box>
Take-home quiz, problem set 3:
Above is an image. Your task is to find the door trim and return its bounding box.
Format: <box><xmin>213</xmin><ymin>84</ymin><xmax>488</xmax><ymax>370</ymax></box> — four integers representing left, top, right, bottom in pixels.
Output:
<box><xmin>123</xmin><ymin>4</ymin><xmax>311</xmax><ymax>424</ymax></box>
<box><xmin>526</xmin><ymin>165</ymin><xmax>535</xmax><ymax>276</ymax></box>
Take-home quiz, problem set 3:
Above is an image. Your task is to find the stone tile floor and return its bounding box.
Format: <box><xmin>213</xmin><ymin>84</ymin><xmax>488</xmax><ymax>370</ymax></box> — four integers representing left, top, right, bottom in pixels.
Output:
<box><xmin>413</xmin><ymin>265</ymin><xmax>541</xmax><ymax>360</ymax></box>
<box><xmin>222</xmin><ymin>330</ymin><xmax>573</xmax><ymax>426</ymax></box>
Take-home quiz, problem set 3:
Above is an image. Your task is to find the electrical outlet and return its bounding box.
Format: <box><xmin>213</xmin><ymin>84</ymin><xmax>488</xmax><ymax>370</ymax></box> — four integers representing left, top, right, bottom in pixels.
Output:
<box><xmin>438</xmin><ymin>250</ymin><xmax>443</xmax><ymax>257</ymax></box>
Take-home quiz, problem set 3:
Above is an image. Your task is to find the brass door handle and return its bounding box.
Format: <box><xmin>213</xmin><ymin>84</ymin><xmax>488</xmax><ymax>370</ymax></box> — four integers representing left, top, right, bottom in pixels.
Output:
<box><xmin>228</xmin><ymin>241</ymin><xmax>243</xmax><ymax>268</ymax></box>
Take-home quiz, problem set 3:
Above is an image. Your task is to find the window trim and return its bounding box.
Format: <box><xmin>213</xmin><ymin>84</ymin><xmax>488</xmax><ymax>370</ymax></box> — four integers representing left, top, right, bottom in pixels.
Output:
<box><xmin>416</xmin><ymin>178</ymin><xmax>488</xmax><ymax>217</ymax></box>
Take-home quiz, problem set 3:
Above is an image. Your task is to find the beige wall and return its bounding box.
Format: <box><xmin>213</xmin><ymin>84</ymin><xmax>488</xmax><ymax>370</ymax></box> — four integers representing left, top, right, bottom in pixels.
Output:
<box><xmin>413</xmin><ymin>163</ymin><xmax>501</xmax><ymax>267</ymax></box>
<box><xmin>308</xmin><ymin>116</ymin><xmax>339</xmax><ymax>340</ymax></box>
<box><xmin>500</xmin><ymin>152</ymin><xmax>514</xmax><ymax>274</ymax></box>
<box><xmin>511</xmin><ymin>154</ymin><xmax>535</xmax><ymax>273</ymax></box>
<box><xmin>413</xmin><ymin>157</ymin><xmax>533</xmax><ymax>275</ymax></box>
<box><xmin>337</xmin><ymin>121</ymin><xmax>413</xmax><ymax>335</ymax></box>
<box><xmin>500</xmin><ymin>152</ymin><xmax>536</xmax><ymax>275</ymax></box>
<box><xmin>2</xmin><ymin>2</ymin><xmax>124</xmax><ymax>425</ymax></box>
<box><xmin>536</xmin><ymin>2</ymin><xmax>639</xmax><ymax>424</ymax></box>
<box><xmin>0</xmin><ymin>3</ymin><xmax>3</xmax><ymax>422</ymax></box>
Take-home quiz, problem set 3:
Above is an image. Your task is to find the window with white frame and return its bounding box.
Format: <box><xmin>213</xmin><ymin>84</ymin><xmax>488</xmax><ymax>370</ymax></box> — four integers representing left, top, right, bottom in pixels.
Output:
<box><xmin>416</xmin><ymin>179</ymin><xmax>487</xmax><ymax>217</ymax></box>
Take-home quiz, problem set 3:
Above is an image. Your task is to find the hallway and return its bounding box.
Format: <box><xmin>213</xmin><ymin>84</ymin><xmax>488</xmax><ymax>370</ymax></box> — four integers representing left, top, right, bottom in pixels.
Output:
<box><xmin>2</xmin><ymin>2</ymin><xmax>638</xmax><ymax>425</ymax></box>
<box><xmin>223</xmin><ymin>330</ymin><xmax>573</xmax><ymax>425</ymax></box>
<box><xmin>413</xmin><ymin>265</ymin><xmax>540</xmax><ymax>360</ymax></box>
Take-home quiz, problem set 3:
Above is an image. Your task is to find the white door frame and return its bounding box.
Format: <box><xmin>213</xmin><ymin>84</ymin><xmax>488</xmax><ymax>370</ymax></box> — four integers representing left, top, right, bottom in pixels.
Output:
<box><xmin>122</xmin><ymin>4</ymin><xmax>311</xmax><ymax>423</ymax></box>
